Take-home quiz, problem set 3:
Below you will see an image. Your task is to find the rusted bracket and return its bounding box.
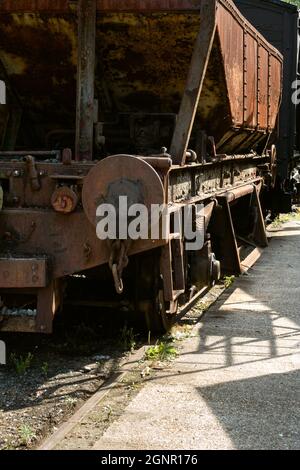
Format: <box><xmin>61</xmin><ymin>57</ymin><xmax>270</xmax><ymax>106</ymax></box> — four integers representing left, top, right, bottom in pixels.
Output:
<box><xmin>36</xmin><ymin>280</ymin><xmax>62</xmax><ymax>333</ymax></box>
<box><xmin>170</xmin><ymin>0</ymin><xmax>217</xmax><ymax>166</ymax></box>
<box><xmin>25</xmin><ymin>155</ymin><xmax>41</xmax><ymax>191</ymax></box>
<box><xmin>75</xmin><ymin>0</ymin><xmax>96</xmax><ymax>161</ymax></box>
<box><xmin>160</xmin><ymin>240</ymin><xmax>185</xmax><ymax>303</ymax></box>
<box><xmin>160</xmin><ymin>206</ymin><xmax>185</xmax><ymax>302</ymax></box>
<box><xmin>251</xmin><ymin>184</ymin><xmax>268</xmax><ymax>248</ymax></box>
<box><xmin>215</xmin><ymin>195</ymin><xmax>241</xmax><ymax>274</ymax></box>
<box><xmin>213</xmin><ymin>181</ymin><xmax>267</xmax><ymax>275</ymax></box>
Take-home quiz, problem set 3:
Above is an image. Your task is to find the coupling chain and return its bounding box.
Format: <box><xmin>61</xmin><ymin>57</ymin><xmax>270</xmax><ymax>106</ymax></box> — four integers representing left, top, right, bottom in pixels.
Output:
<box><xmin>108</xmin><ymin>240</ymin><xmax>131</xmax><ymax>295</ymax></box>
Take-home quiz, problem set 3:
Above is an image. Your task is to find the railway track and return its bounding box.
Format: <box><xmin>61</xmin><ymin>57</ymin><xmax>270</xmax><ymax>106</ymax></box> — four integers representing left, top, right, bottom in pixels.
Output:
<box><xmin>37</xmin><ymin>282</ymin><xmax>228</xmax><ymax>450</ymax></box>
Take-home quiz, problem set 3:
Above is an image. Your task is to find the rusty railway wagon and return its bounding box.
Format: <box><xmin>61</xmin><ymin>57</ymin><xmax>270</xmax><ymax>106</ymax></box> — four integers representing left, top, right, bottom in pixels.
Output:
<box><xmin>0</xmin><ymin>0</ymin><xmax>282</xmax><ymax>334</ymax></box>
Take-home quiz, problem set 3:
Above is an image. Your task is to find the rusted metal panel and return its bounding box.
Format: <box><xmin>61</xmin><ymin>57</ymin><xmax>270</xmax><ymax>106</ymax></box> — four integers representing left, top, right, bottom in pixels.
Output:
<box><xmin>243</xmin><ymin>32</ymin><xmax>257</xmax><ymax>128</ymax></box>
<box><xmin>234</xmin><ymin>0</ymin><xmax>298</xmax><ymax>179</ymax></box>
<box><xmin>217</xmin><ymin>1</ymin><xmax>282</xmax><ymax>135</ymax></box>
<box><xmin>0</xmin><ymin>257</ymin><xmax>48</xmax><ymax>288</ymax></box>
<box><xmin>0</xmin><ymin>208</ymin><xmax>166</xmax><ymax>279</ymax></box>
<box><xmin>257</xmin><ymin>46</ymin><xmax>269</xmax><ymax>130</ymax></box>
<box><xmin>217</xmin><ymin>3</ymin><xmax>244</xmax><ymax>127</ymax></box>
<box><xmin>269</xmin><ymin>54</ymin><xmax>282</xmax><ymax>131</ymax></box>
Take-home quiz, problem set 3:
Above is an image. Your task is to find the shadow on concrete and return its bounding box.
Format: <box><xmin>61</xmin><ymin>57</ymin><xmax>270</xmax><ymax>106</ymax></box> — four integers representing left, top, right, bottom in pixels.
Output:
<box><xmin>143</xmin><ymin>227</ymin><xmax>300</xmax><ymax>449</ymax></box>
<box><xmin>196</xmin><ymin>369</ymin><xmax>299</xmax><ymax>449</ymax></box>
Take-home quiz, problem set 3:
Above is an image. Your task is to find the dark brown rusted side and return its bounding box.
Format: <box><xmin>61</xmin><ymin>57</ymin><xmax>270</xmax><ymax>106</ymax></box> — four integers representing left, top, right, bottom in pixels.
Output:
<box><xmin>0</xmin><ymin>1</ymin><xmax>202</xmax><ymax>12</ymax></box>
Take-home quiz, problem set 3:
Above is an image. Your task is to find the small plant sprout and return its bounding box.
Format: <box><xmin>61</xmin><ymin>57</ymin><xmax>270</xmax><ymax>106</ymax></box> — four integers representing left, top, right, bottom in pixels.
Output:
<box><xmin>41</xmin><ymin>362</ymin><xmax>49</xmax><ymax>377</ymax></box>
<box><xmin>10</xmin><ymin>352</ymin><xmax>34</xmax><ymax>375</ymax></box>
<box><xmin>145</xmin><ymin>341</ymin><xmax>178</xmax><ymax>362</ymax></box>
<box><xmin>120</xmin><ymin>325</ymin><xmax>136</xmax><ymax>351</ymax></box>
<box><xmin>65</xmin><ymin>396</ymin><xmax>77</xmax><ymax>408</ymax></box>
<box><xmin>19</xmin><ymin>424</ymin><xmax>36</xmax><ymax>447</ymax></box>
<box><xmin>223</xmin><ymin>275</ymin><xmax>235</xmax><ymax>289</ymax></box>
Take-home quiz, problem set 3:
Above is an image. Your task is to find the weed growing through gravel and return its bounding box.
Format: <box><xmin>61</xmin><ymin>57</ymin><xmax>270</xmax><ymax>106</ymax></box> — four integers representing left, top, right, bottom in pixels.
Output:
<box><xmin>145</xmin><ymin>341</ymin><xmax>178</xmax><ymax>362</ymax></box>
<box><xmin>64</xmin><ymin>396</ymin><xmax>77</xmax><ymax>409</ymax></box>
<box><xmin>41</xmin><ymin>361</ymin><xmax>49</xmax><ymax>377</ymax></box>
<box><xmin>119</xmin><ymin>325</ymin><xmax>136</xmax><ymax>352</ymax></box>
<box><xmin>19</xmin><ymin>424</ymin><xmax>36</xmax><ymax>447</ymax></box>
<box><xmin>223</xmin><ymin>275</ymin><xmax>235</xmax><ymax>289</ymax></box>
<box><xmin>269</xmin><ymin>211</ymin><xmax>300</xmax><ymax>229</ymax></box>
<box><xmin>10</xmin><ymin>352</ymin><xmax>34</xmax><ymax>375</ymax></box>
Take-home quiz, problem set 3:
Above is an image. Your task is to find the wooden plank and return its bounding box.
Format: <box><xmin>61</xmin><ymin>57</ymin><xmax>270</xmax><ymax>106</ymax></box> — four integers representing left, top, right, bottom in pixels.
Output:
<box><xmin>170</xmin><ymin>0</ymin><xmax>217</xmax><ymax>166</ymax></box>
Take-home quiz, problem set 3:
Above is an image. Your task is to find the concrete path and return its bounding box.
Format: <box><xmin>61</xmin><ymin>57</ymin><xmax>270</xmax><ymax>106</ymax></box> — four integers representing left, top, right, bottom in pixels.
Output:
<box><xmin>94</xmin><ymin>221</ymin><xmax>300</xmax><ymax>450</ymax></box>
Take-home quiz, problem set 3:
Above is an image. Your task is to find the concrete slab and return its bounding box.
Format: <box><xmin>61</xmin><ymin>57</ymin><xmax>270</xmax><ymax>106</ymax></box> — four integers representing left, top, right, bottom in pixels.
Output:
<box><xmin>94</xmin><ymin>222</ymin><xmax>300</xmax><ymax>450</ymax></box>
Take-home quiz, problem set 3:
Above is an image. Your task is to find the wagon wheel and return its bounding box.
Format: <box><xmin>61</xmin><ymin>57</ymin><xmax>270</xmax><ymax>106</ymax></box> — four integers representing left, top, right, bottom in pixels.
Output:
<box><xmin>134</xmin><ymin>249</ymin><xmax>178</xmax><ymax>334</ymax></box>
<box><xmin>270</xmin><ymin>144</ymin><xmax>277</xmax><ymax>188</ymax></box>
<box><xmin>157</xmin><ymin>290</ymin><xmax>178</xmax><ymax>332</ymax></box>
<box><xmin>143</xmin><ymin>290</ymin><xmax>178</xmax><ymax>334</ymax></box>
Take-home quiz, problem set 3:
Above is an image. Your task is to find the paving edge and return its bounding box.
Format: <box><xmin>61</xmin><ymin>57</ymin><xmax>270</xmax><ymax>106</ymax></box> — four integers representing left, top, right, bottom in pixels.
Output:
<box><xmin>38</xmin><ymin>346</ymin><xmax>147</xmax><ymax>450</ymax></box>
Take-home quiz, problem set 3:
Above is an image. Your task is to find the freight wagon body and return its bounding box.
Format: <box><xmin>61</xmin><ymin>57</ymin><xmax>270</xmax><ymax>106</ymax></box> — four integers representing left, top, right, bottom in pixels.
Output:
<box><xmin>234</xmin><ymin>0</ymin><xmax>299</xmax><ymax>181</ymax></box>
<box><xmin>0</xmin><ymin>0</ymin><xmax>282</xmax><ymax>333</ymax></box>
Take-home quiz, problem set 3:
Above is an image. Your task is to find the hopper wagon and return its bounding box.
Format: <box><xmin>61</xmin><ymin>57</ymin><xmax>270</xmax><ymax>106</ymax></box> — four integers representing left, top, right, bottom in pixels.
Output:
<box><xmin>0</xmin><ymin>0</ymin><xmax>282</xmax><ymax>333</ymax></box>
